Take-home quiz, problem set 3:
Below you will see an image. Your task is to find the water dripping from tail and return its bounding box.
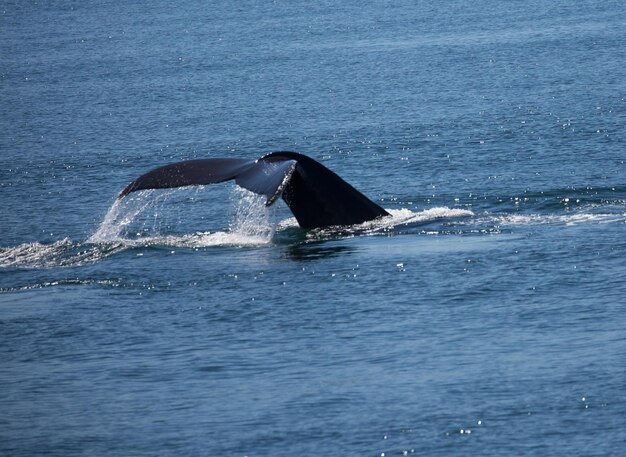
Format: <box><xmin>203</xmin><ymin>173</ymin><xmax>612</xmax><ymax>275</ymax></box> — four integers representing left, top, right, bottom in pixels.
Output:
<box><xmin>227</xmin><ymin>186</ymin><xmax>276</xmax><ymax>244</ymax></box>
<box><xmin>88</xmin><ymin>190</ymin><xmax>160</xmax><ymax>243</ymax></box>
<box><xmin>86</xmin><ymin>186</ymin><xmax>277</xmax><ymax>248</ymax></box>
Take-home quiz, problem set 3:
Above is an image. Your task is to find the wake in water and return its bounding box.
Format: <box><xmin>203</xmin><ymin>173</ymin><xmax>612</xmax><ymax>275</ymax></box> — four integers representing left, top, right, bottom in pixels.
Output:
<box><xmin>0</xmin><ymin>238</ymin><xmax>124</xmax><ymax>269</ymax></box>
<box><xmin>87</xmin><ymin>188</ymin><xmax>475</xmax><ymax>249</ymax></box>
<box><xmin>0</xmin><ymin>187</ymin><xmax>278</xmax><ymax>269</ymax></box>
<box><xmin>1</xmin><ymin>185</ymin><xmax>625</xmax><ymax>270</ymax></box>
<box><xmin>0</xmin><ymin>201</ymin><xmax>470</xmax><ymax>270</ymax></box>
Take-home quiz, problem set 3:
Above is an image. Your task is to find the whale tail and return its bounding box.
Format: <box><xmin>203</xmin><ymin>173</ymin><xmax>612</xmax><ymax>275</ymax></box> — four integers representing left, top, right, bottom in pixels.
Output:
<box><xmin>118</xmin><ymin>151</ymin><xmax>389</xmax><ymax>229</ymax></box>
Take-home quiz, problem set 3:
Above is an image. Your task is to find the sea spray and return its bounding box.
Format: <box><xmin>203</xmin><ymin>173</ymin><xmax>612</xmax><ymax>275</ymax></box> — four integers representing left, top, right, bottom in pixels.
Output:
<box><xmin>228</xmin><ymin>187</ymin><xmax>276</xmax><ymax>242</ymax></box>
<box><xmin>88</xmin><ymin>190</ymin><xmax>166</xmax><ymax>243</ymax></box>
<box><xmin>85</xmin><ymin>186</ymin><xmax>276</xmax><ymax>248</ymax></box>
<box><xmin>88</xmin><ymin>198</ymin><xmax>124</xmax><ymax>243</ymax></box>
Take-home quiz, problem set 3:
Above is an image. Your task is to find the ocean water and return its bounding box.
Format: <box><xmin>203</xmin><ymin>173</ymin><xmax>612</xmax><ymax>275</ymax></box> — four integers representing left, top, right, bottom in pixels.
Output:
<box><xmin>1</xmin><ymin>0</ymin><xmax>626</xmax><ymax>455</ymax></box>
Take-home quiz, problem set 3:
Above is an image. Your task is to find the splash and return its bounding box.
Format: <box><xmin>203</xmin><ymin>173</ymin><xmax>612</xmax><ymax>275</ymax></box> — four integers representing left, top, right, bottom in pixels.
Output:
<box><xmin>88</xmin><ymin>190</ymin><xmax>161</xmax><ymax>243</ymax></box>
<box><xmin>228</xmin><ymin>187</ymin><xmax>276</xmax><ymax>241</ymax></box>
<box><xmin>86</xmin><ymin>186</ymin><xmax>275</xmax><ymax>247</ymax></box>
<box><xmin>7</xmin><ymin>189</ymin><xmax>622</xmax><ymax>270</ymax></box>
<box><xmin>121</xmin><ymin>188</ymin><xmax>277</xmax><ymax>248</ymax></box>
<box><xmin>0</xmin><ymin>187</ymin><xmax>277</xmax><ymax>269</ymax></box>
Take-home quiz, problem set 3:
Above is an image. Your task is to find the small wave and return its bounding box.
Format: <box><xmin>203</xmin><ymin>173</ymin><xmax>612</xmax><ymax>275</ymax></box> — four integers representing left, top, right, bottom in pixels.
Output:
<box><xmin>121</xmin><ymin>231</ymin><xmax>273</xmax><ymax>249</ymax></box>
<box><xmin>486</xmin><ymin>212</ymin><xmax>626</xmax><ymax>226</ymax></box>
<box><xmin>0</xmin><ymin>206</ymin><xmax>476</xmax><ymax>269</ymax></box>
<box><xmin>0</xmin><ymin>278</ymin><xmax>121</xmax><ymax>293</ymax></box>
<box><xmin>0</xmin><ymin>238</ymin><xmax>74</xmax><ymax>268</ymax></box>
<box><xmin>380</xmin><ymin>207</ymin><xmax>475</xmax><ymax>227</ymax></box>
<box><xmin>0</xmin><ymin>232</ymin><xmax>273</xmax><ymax>270</ymax></box>
<box><xmin>327</xmin><ymin>207</ymin><xmax>474</xmax><ymax>232</ymax></box>
<box><xmin>275</xmin><ymin>207</ymin><xmax>475</xmax><ymax>233</ymax></box>
<box><xmin>5</xmin><ymin>204</ymin><xmax>622</xmax><ymax>269</ymax></box>
<box><xmin>0</xmin><ymin>239</ymin><xmax>126</xmax><ymax>269</ymax></box>
<box><xmin>290</xmin><ymin>207</ymin><xmax>475</xmax><ymax>241</ymax></box>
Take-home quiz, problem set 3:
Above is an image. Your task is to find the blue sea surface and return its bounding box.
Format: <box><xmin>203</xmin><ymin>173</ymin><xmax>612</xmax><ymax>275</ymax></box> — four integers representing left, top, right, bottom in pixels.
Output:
<box><xmin>1</xmin><ymin>1</ymin><xmax>626</xmax><ymax>455</ymax></box>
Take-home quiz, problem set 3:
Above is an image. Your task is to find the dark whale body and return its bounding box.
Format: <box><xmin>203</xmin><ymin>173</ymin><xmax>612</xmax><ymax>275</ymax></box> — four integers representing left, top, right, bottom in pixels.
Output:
<box><xmin>119</xmin><ymin>151</ymin><xmax>389</xmax><ymax>229</ymax></box>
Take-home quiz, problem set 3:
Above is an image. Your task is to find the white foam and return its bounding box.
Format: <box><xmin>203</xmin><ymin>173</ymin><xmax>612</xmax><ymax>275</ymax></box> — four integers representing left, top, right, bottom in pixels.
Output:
<box><xmin>350</xmin><ymin>207</ymin><xmax>474</xmax><ymax>233</ymax></box>
<box><xmin>385</xmin><ymin>207</ymin><xmax>475</xmax><ymax>225</ymax></box>
<box><xmin>124</xmin><ymin>231</ymin><xmax>272</xmax><ymax>249</ymax></box>
<box><xmin>0</xmin><ymin>238</ymin><xmax>126</xmax><ymax>269</ymax></box>
<box><xmin>277</xmin><ymin>207</ymin><xmax>474</xmax><ymax>233</ymax></box>
<box><xmin>0</xmin><ymin>230</ymin><xmax>274</xmax><ymax>269</ymax></box>
<box><xmin>0</xmin><ymin>239</ymin><xmax>73</xmax><ymax>268</ymax></box>
<box><xmin>487</xmin><ymin>212</ymin><xmax>626</xmax><ymax>226</ymax></box>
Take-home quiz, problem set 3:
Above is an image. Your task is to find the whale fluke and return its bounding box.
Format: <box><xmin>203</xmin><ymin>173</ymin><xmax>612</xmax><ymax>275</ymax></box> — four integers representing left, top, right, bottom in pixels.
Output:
<box><xmin>118</xmin><ymin>151</ymin><xmax>389</xmax><ymax>229</ymax></box>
